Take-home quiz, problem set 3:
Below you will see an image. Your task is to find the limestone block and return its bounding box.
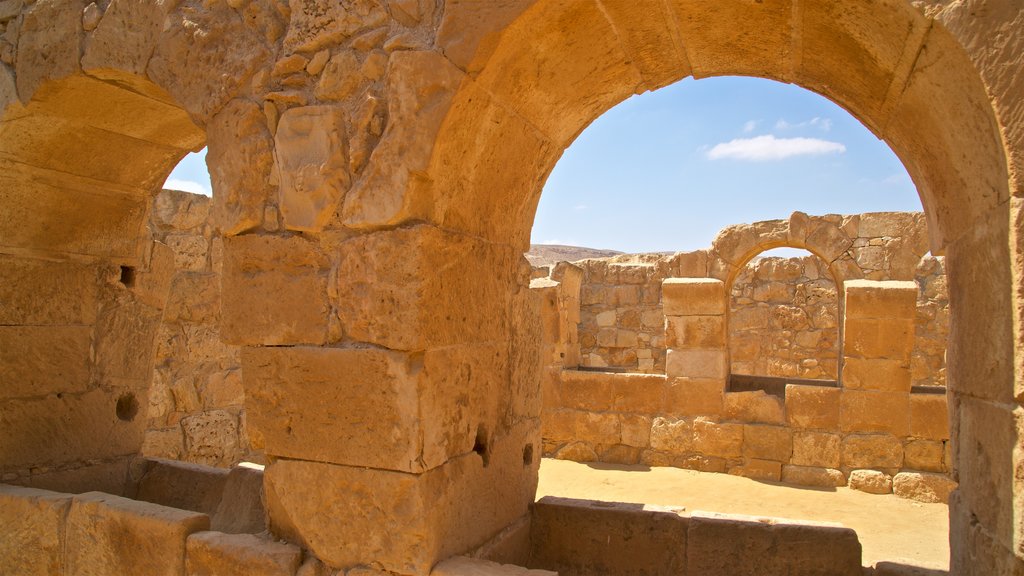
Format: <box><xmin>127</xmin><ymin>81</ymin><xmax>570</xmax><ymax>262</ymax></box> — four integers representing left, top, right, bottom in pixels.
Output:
<box><xmin>785</xmin><ymin>385</ymin><xmax>840</xmax><ymax>429</ymax></box>
<box><xmin>839</xmin><ymin>390</ymin><xmax>909</xmax><ymax>436</ymax></box>
<box><xmin>666</xmin><ymin>378</ymin><xmax>724</xmax><ymax>418</ymax></box>
<box><xmin>142</xmin><ymin>428</ymin><xmax>185</xmax><ymax>461</ymax></box>
<box><xmin>135</xmin><ymin>458</ymin><xmax>229</xmax><ymax>516</ymax></box>
<box><xmin>597</xmin><ymin>444</ymin><xmax>641</xmax><ymax>465</ymax></box>
<box><xmin>662</xmin><ymin>278</ymin><xmax>726</xmax><ymax>316</ymax></box>
<box><xmin>904</xmin><ymin>439</ymin><xmax>946</xmax><ymax>473</ymax></box>
<box><xmin>558</xmin><ymin>370</ymin><xmax>614</xmax><ymax>411</ymax></box>
<box><xmin>781</xmin><ymin>465</ymin><xmax>846</xmax><ymax>488</ymax></box>
<box><xmin>283</xmin><ymin>0</ymin><xmax>387</xmax><ymax>52</ymax></box>
<box><xmin>0</xmin><ymin>388</ymin><xmax>146</xmax><ymax>469</ymax></box>
<box><xmin>264</xmin><ymin>422</ymin><xmax>539</xmax><ymax>574</ymax></box>
<box><xmin>242</xmin><ymin>346</ymin><xmax>421</xmax><ymax>472</ymax></box>
<box><xmin>343</xmin><ymin>51</ymin><xmax>465</xmax><ymax>228</ymax></box>
<box><xmin>843</xmin><ymin>280</ymin><xmax>918</xmax><ymax>319</ymax></box>
<box><xmin>619</xmin><ymin>414</ymin><xmax>653</xmax><ymax>448</ymax></box>
<box><xmin>611</xmin><ymin>373</ymin><xmax>667</xmax><ymax>414</ymax></box>
<box><xmin>164</xmin><ymin>272</ymin><xmax>220</xmax><ymax>325</ymax></box>
<box><xmin>335</xmin><ymin>225</ymin><xmax>515</xmax><ymax>350</ymax></box>
<box><xmin>208</xmin><ymin>99</ymin><xmax>275</xmax><ymax>235</ymax></box>
<box><xmin>729</xmin><ymin>458</ymin><xmax>782</xmax><ymax>481</ymax></box>
<box><xmin>23</xmin><ymin>460</ymin><xmax>130</xmax><ymax>496</ymax></box>
<box><xmin>81</xmin><ymin>0</ymin><xmax>173</xmax><ymax>78</ymax></box>
<box><xmin>147</xmin><ymin>2</ymin><xmax>271</xmax><ymax>122</ymax></box>
<box><xmin>842</xmin><ymin>357</ymin><xmax>911</xmax><ymax>392</ymax></box>
<box><xmin>843</xmin><ymin>317</ymin><xmax>914</xmax><ymax>361</ymax></box>
<box><xmin>94</xmin><ymin>297</ymin><xmax>162</xmax><ymax>381</ymax></box>
<box><xmin>639</xmin><ymin>450</ymin><xmax>674</xmax><ymax>467</ymax></box>
<box><xmin>186</xmin><ymin>531</ymin><xmax>301</xmax><ymax>576</ymax></box>
<box><xmin>574</xmin><ymin>411</ymin><xmax>619</xmax><ymax>446</ymax></box>
<box><xmin>841</xmin><ymin>434</ymin><xmax>903</xmax><ymax>469</ymax></box>
<box><xmin>166</xmin><ymin>233</ymin><xmax>210</xmax><ymax>271</ymax></box>
<box><xmin>665</xmin><ymin>314</ymin><xmax>725</xmax><ymax>348</ymax></box>
<box><xmin>182</xmin><ymin>410</ymin><xmax>242</xmax><ymax>467</ymax></box>
<box><xmin>742</xmin><ymin>424</ymin><xmax>793</xmax><ymax>461</ymax></box>
<box><xmin>665</xmin><ymin>348</ymin><xmax>727</xmax><ymax>379</ymax></box>
<box><xmin>0</xmin><ymin>325</ymin><xmax>91</xmax><ymax>399</ymax></box>
<box><xmin>649</xmin><ymin>417</ymin><xmax>692</xmax><ymax>455</ymax></box>
<box><xmin>848</xmin><ymin>469</ymin><xmax>893</xmax><ymax>494</ymax></box>
<box><xmin>432</xmin><ymin>556</ymin><xmax>555</xmax><ymax>576</ymax></box>
<box><xmin>0</xmin><ymin>485</ymin><xmax>72</xmax><ymax>576</ymax></box>
<box><xmin>274</xmin><ymin>105</ymin><xmax>350</xmax><ymax>232</ymax></box>
<box><xmin>221</xmin><ymin>235</ymin><xmax>330</xmax><ymax>346</ymax></box>
<box><xmin>541</xmin><ymin>409</ymin><xmax>575</xmax><ymax>444</ymax></box>
<box><xmin>530</xmin><ymin>496</ymin><xmax>688</xmax><ymax>576</ymax></box>
<box><xmin>0</xmin><ymin>256</ymin><xmax>96</xmax><ymax>325</ymax></box>
<box><xmin>724</xmin><ymin>390</ymin><xmax>785</xmax><ymax>424</ymax></box>
<box><xmin>692</xmin><ymin>418</ymin><xmax>743</xmax><ymax>459</ymax></box>
<box><xmin>686</xmin><ymin>512</ymin><xmax>862</xmax><ymax>576</ymax></box>
<box><xmin>892</xmin><ymin>472</ymin><xmax>956</xmax><ymax>503</ymax></box>
<box><xmin>212</xmin><ymin>464</ymin><xmax>267</xmax><ymax>535</ymax></box>
<box><xmin>593</xmin><ymin>0</ymin><xmax>691</xmax><ymax>91</ymax></box>
<box><xmin>14</xmin><ymin>0</ymin><xmax>82</xmax><ymax>102</ymax></box>
<box><xmin>554</xmin><ymin>441</ymin><xmax>597</xmax><ymax>462</ymax></box>
<box><xmin>791</xmin><ymin>431</ymin><xmax>841</xmax><ymax>469</ymax></box>
<box><xmin>909</xmin><ymin>394</ymin><xmax>949</xmax><ymax>440</ymax></box>
<box><xmin>676</xmin><ymin>454</ymin><xmax>727</xmax><ymax>473</ymax></box>
<box><xmin>66</xmin><ymin>492</ymin><xmax>210</xmax><ymax>576</ymax></box>
<box><xmin>203</xmin><ymin>369</ymin><xmax>245</xmax><ymax>409</ymax></box>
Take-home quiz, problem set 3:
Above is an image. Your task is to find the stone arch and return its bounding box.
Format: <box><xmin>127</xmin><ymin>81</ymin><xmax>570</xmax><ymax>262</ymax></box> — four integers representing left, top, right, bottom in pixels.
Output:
<box><xmin>419</xmin><ymin>2</ymin><xmax>1016</xmax><ymax>573</ymax></box>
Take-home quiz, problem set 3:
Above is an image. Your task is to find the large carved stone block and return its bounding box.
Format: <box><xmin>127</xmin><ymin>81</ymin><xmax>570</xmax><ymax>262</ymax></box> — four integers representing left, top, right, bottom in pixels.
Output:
<box><xmin>0</xmin><ymin>485</ymin><xmax>72</xmax><ymax>576</ymax></box>
<box><xmin>274</xmin><ymin>105</ymin><xmax>350</xmax><ymax>232</ymax></box>
<box><xmin>662</xmin><ymin>278</ymin><xmax>726</xmax><ymax>316</ymax></box>
<box><xmin>186</xmin><ymin>531</ymin><xmax>302</xmax><ymax>576</ymax></box>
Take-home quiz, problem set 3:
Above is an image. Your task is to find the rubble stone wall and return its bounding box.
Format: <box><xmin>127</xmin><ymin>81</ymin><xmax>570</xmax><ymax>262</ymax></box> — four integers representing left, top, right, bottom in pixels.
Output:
<box><xmin>571</xmin><ymin>212</ymin><xmax>948</xmax><ymax>389</ymax></box>
<box><xmin>141</xmin><ymin>190</ymin><xmax>256</xmax><ymax>468</ymax></box>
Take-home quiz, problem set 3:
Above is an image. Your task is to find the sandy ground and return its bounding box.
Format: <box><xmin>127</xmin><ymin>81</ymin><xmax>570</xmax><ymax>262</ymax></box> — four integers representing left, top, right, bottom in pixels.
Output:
<box><xmin>537</xmin><ymin>459</ymin><xmax>949</xmax><ymax>571</ymax></box>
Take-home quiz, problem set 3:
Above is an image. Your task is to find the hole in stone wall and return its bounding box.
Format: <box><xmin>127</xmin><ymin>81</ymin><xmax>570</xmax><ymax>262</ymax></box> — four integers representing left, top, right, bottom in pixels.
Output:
<box><xmin>474</xmin><ymin>424</ymin><xmax>490</xmax><ymax>467</ymax></box>
<box><xmin>116</xmin><ymin>393</ymin><xmax>139</xmax><ymax>422</ymax></box>
<box><xmin>119</xmin><ymin>265</ymin><xmax>136</xmax><ymax>287</ymax></box>
<box><xmin>523</xmin><ymin>444</ymin><xmax>534</xmax><ymax>466</ymax></box>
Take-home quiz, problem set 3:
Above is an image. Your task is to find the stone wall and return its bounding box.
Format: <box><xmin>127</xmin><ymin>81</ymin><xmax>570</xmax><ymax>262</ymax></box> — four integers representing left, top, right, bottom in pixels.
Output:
<box><xmin>141</xmin><ymin>190</ymin><xmax>256</xmax><ymax>468</ymax></box>
<box><xmin>567</xmin><ymin>212</ymin><xmax>948</xmax><ymax>390</ymax></box>
<box><xmin>729</xmin><ymin>255</ymin><xmax>839</xmax><ymax>380</ymax></box>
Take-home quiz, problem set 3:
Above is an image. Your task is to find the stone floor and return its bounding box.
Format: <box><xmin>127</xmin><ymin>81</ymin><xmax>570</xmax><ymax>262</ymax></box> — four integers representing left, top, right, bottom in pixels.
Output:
<box><xmin>536</xmin><ymin>459</ymin><xmax>949</xmax><ymax>572</ymax></box>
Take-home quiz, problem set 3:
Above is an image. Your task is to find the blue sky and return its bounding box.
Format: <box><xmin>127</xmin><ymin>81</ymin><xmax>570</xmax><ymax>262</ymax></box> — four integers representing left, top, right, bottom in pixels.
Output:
<box><xmin>165</xmin><ymin>76</ymin><xmax>921</xmax><ymax>254</ymax></box>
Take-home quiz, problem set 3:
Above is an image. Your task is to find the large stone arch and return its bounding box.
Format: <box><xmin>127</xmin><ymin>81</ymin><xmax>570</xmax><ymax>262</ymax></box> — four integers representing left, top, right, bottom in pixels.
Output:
<box><xmin>418</xmin><ymin>2</ymin><xmax>1018</xmax><ymax>574</ymax></box>
<box><xmin>0</xmin><ymin>1</ymin><xmax>1021</xmax><ymax>574</ymax></box>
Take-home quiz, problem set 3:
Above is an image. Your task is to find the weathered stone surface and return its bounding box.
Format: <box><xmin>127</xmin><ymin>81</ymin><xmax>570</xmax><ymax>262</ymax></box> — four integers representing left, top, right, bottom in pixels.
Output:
<box><xmin>186</xmin><ymin>531</ymin><xmax>302</xmax><ymax>576</ymax></box>
<box><xmin>554</xmin><ymin>441</ymin><xmax>597</xmax><ymax>462</ymax></box>
<box><xmin>791</xmin><ymin>431</ymin><xmax>841</xmax><ymax>469</ymax></box>
<box><xmin>649</xmin><ymin>417</ymin><xmax>692</xmax><ymax>455</ymax></box>
<box><xmin>0</xmin><ymin>326</ymin><xmax>91</xmax><ymax>399</ymax></box>
<box><xmin>665</xmin><ymin>349</ymin><xmax>727</xmax><ymax>379</ymax></box>
<box><xmin>662</xmin><ymin>278</ymin><xmax>726</xmax><ymax>316</ymax></box>
<box><xmin>66</xmin><ymin>491</ymin><xmax>210</xmax><ymax>576</ymax></box>
<box><xmin>666</xmin><ymin>315</ymin><xmax>725</xmax><ymax>348</ymax></box>
<box><xmin>903</xmin><ymin>439</ymin><xmax>945</xmax><ymax>473</ymax></box>
<box><xmin>729</xmin><ymin>458</ymin><xmax>782</xmax><ymax>481</ymax></box>
<box><xmin>135</xmin><ymin>458</ymin><xmax>228</xmax><ymax>516</ymax></box>
<box><xmin>212</xmin><ymin>464</ymin><xmax>267</xmax><ymax>535</ymax></box>
<box><xmin>691</xmin><ymin>418</ymin><xmax>743</xmax><ymax>458</ymax></box>
<box><xmin>666</xmin><ymin>378</ymin><xmax>724</xmax><ymax>418</ymax></box>
<box><xmin>275</xmin><ymin>105</ymin><xmax>350</xmax><ymax>232</ymax></box>
<box><xmin>208</xmin><ymin>100</ymin><xmax>275</xmax><ymax>235</ymax></box>
<box><xmin>530</xmin><ymin>496</ymin><xmax>688</xmax><ymax>576</ymax></box>
<box><xmin>264</xmin><ymin>422</ymin><xmax>538</xmax><ymax>574</ymax></box>
<box><xmin>892</xmin><ymin>472</ymin><xmax>957</xmax><ymax>503</ymax></box>
<box><xmin>182</xmin><ymin>411</ymin><xmax>241</xmax><ymax>468</ymax></box>
<box><xmin>343</xmin><ymin>51</ymin><xmax>465</xmax><ymax>228</ymax></box>
<box><xmin>781</xmin><ymin>465</ymin><xmax>846</xmax><ymax>488</ymax></box>
<box><xmin>335</xmin><ymin>225</ymin><xmax>515</xmax><ymax>350</ymax></box>
<box><xmin>842</xmin><ymin>358</ymin><xmax>911</xmax><ymax>392</ymax></box>
<box><xmin>909</xmin><ymin>394</ymin><xmax>949</xmax><ymax>440</ymax></box>
<box><xmin>0</xmin><ymin>256</ymin><xmax>96</xmax><ymax>325</ymax></box>
<box><xmin>14</xmin><ymin>0</ymin><xmax>83</xmax><ymax>102</ymax></box>
<box><xmin>283</xmin><ymin>0</ymin><xmax>387</xmax><ymax>52</ymax></box>
<box><xmin>686</xmin><ymin>512</ymin><xmax>862</xmax><ymax>576</ymax></box>
<box><xmin>849</xmin><ymin>469</ymin><xmax>893</xmax><ymax>494</ymax></box>
<box><xmin>724</xmin><ymin>390</ymin><xmax>785</xmax><ymax>424</ymax></box>
<box><xmin>841</xmin><ymin>434</ymin><xmax>903</xmax><ymax>469</ymax></box>
<box><xmin>785</xmin><ymin>385</ymin><xmax>840</xmax><ymax>429</ymax></box>
<box><xmin>844</xmin><ymin>317</ymin><xmax>915</xmax><ymax>361</ymax></box>
<box><xmin>844</xmin><ymin>280</ymin><xmax>918</xmax><ymax>319</ymax></box>
<box><xmin>221</xmin><ymin>235</ymin><xmax>330</xmax><ymax>345</ymax></box>
<box><xmin>742</xmin><ymin>424</ymin><xmax>792</xmax><ymax>462</ymax></box>
<box><xmin>840</xmin><ymin>390</ymin><xmax>909</xmax><ymax>435</ymax></box>
<box><xmin>0</xmin><ymin>485</ymin><xmax>72</xmax><ymax>576</ymax></box>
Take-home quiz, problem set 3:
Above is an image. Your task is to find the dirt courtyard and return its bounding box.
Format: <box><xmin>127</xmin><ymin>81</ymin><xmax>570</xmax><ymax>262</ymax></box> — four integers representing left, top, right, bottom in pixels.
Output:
<box><xmin>537</xmin><ymin>459</ymin><xmax>949</xmax><ymax>571</ymax></box>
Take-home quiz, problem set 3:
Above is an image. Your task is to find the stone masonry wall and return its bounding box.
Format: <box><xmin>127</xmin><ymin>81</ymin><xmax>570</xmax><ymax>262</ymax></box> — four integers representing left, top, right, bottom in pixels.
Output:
<box><xmin>729</xmin><ymin>255</ymin><xmax>839</xmax><ymax>380</ymax></box>
<box><xmin>141</xmin><ymin>190</ymin><xmax>256</xmax><ymax>468</ymax></box>
<box><xmin>570</xmin><ymin>212</ymin><xmax>948</xmax><ymax>390</ymax></box>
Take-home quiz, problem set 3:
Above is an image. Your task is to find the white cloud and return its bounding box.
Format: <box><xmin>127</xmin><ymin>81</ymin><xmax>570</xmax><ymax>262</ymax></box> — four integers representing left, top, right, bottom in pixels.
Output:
<box><xmin>539</xmin><ymin>238</ymin><xmax>578</xmax><ymax>246</ymax></box>
<box><xmin>775</xmin><ymin>117</ymin><xmax>832</xmax><ymax>132</ymax></box>
<box><xmin>706</xmin><ymin>135</ymin><xmax>846</xmax><ymax>161</ymax></box>
<box><xmin>742</xmin><ymin>120</ymin><xmax>759</xmax><ymax>133</ymax></box>
<box><xmin>164</xmin><ymin>178</ymin><xmax>212</xmax><ymax>196</ymax></box>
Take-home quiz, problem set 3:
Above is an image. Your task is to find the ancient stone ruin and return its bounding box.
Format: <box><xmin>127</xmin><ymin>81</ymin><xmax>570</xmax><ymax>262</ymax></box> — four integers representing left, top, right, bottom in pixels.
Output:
<box><xmin>1</xmin><ymin>1</ymin><xmax>1022</xmax><ymax>575</ymax></box>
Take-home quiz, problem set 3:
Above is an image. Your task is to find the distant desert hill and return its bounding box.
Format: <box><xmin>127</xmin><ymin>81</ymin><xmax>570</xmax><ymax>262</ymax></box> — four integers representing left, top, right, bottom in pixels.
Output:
<box><xmin>526</xmin><ymin>244</ymin><xmax>623</xmax><ymax>267</ymax></box>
